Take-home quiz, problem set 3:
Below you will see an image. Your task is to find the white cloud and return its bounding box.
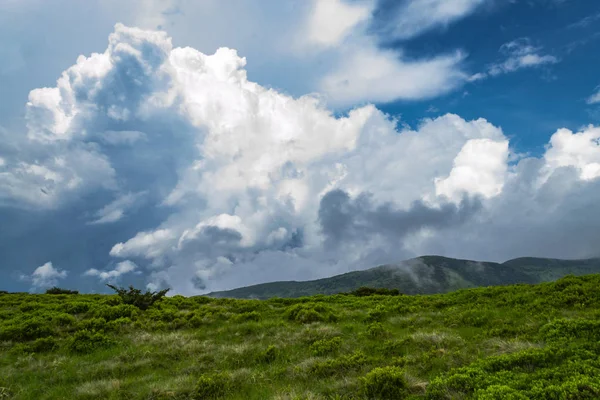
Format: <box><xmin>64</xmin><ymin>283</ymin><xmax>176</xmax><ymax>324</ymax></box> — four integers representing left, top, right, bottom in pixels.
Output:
<box><xmin>84</xmin><ymin>260</ymin><xmax>138</xmax><ymax>281</ymax></box>
<box><xmin>587</xmin><ymin>89</ymin><xmax>600</xmax><ymax>105</ymax></box>
<box><xmin>305</xmin><ymin>0</ymin><xmax>372</xmax><ymax>48</ymax></box>
<box><xmin>22</xmin><ymin>262</ymin><xmax>68</xmax><ymax>290</ymax></box>
<box><xmin>435</xmin><ymin>138</ymin><xmax>509</xmax><ymax>201</ymax></box>
<box><xmin>319</xmin><ymin>44</ymin><xmax>467</xmax><ymax>106</ymax></box>
<box><xmin>543</xmin><ymin>126</ymin><xmax>600</xmax><ymax>181</ymax></box>
<box><xmin>473</xmin><ymin>38</ymin><xmax>559</xmax><ymax>80</ymax></box>
<box><xmin>379</xmin><ymin>0</ymin><xmax>488</xmax><ymax>40</ymax></box>
<box><xmin>89</xmin><ymin>191</ymin><xmax>147</xmax><ymax>224</ymax></box>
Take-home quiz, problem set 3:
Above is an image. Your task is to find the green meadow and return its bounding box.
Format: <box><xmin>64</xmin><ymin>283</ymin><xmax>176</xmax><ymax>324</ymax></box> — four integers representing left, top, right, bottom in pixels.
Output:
<box><xmin>1</xmin><ymin>274</ymin><xmax>600</xmax><ymax>399</ymax></box>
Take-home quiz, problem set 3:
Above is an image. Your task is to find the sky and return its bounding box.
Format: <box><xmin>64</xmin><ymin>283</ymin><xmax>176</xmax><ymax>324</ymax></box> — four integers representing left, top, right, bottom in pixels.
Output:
<box><xmin>1</xmin><ymin>0</ymin><xmax>600</xmax><ymax>295</ymax></box>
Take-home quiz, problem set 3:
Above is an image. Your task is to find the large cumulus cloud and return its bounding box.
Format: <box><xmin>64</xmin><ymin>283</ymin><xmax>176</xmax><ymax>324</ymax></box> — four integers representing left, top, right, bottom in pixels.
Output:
<box><xmin>3</xmin><ymin>24</ymin><xmax>600</xmax><ymax>294</ymax></box>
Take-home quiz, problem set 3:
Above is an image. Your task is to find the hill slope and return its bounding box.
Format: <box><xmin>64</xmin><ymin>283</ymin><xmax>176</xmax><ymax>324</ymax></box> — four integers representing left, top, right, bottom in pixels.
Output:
<box><xmin>208</xmin><ymin>256</ymin><xmax>600</xmax><ymax>299</ymax></box>
<box><xmin>2</xmin><ymin>274</ymin><xmax>600</xmax><ymax>398</ymax></box>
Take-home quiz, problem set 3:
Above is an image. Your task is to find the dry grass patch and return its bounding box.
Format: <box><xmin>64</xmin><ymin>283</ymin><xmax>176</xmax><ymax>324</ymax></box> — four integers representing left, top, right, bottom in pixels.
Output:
<box><xmin>76</xmin><ymin>378</ymin><xmax>121</xmax><ymax>397</ymax></box>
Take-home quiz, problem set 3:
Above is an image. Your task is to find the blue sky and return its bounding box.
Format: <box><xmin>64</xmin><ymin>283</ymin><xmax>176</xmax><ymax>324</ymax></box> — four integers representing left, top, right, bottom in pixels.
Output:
<box><xmin>1</xmin><ymin>0</ymin><xmax>600</xmax><ymax>294</ymax></box>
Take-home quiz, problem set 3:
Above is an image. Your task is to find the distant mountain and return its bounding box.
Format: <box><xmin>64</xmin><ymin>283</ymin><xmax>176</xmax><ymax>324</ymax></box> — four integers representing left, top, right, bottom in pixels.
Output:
<box><xmin>207</xmin><ymin>256</ymin><xmax>600</xmax><ymax>299</ymax></box>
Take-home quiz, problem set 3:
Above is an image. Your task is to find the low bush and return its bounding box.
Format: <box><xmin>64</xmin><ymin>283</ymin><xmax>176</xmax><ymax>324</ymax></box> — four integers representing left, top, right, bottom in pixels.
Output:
<box><xmin>285</xmin><ymin>303</ymin><xmax>338</xmax><ymax>324</ymax></box>
<box><xmin>349</xmin><ymin>287</ymin><xmax>401</xmax><ymax>297</ymax></box>
<box><xmin>366</xmin><ymin>322</ymin><xmax>387</xmax><ymax>338</ymax></box>
<box><xmin>194</xmin><ymin>371</ymin><xmax>236</xmax><ymax>399</ymax></box>
<box><xmin>309</xmin><ymin>351</ymin><xmax>368</xmax><ymax>377</ymax></box>
<box><xmin>361</xmin><ymin>366</ymin><xmax>408</xmax><ymax>399</ymax></box>
<box><xmin>106</xmin><ymin>284</ymin><xmax>170</xmax><ymax>311</ymax></box>
<box><xmin>0</xmin><ymin>317</ymin><xmax>54</xmax><ymax>342</ymax></box>
<box><xmin>257</xmin><ymin>345</ymin><xmax>278</xmax><ymax>364</ymax></box>
<box><xmin>67</xmin><ymin>329</ymin><xmax>113</xmax><ymax>354</ymax></box>
<box><xmin>45</xmin><ymin>287</ymin><xmax>79</xmax><ymax>295</ymax></box>
<box><xmin>310</xmin><ymin>337</ymin><xmax>342</xmax><ymax>356</ymax></box>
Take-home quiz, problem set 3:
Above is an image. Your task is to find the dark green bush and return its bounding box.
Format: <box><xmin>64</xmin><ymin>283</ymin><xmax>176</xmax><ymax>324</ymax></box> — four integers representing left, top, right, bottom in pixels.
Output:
<box><xmin>45</xmin><ymin>287</ymin><xmax>79</xmax><ymax>295</ymax></box>
<box><xmin>349</xmin><ymin>287</ymin><xmax>401</xmax><ymax>297</ymax></box>
<box><xmin>67</xmin><ymin>329</ymin><xmax>113</xmax><ymax>354</ymax></box>
<box><xmin>367</xmin><ymin>305</ymin><xmax>388</xmax><ymax>322</ymax></box>
<box><xmin>0</xmin><ymin>317</ymin><xmax>54</xmax><ymax>342</ymax></box>
<box><xmin>62</xmin><ymin>302</ymin><xmax>91</xmax><ymax>314</ymax></box>
<box><xmin>233</xmin><ymin>311</ymin><xmax>261</xmax><ymax>322</ymax></box>
<box><xmin>79</xmin><ymin>317</ymin><xmax>108</xmax><ymax>332</ymax></box>
<box><xmin>92</xmin><ymin>304</ymin><xmax>139</xmax><ymax>321</ymax></box>
<box><xmin>310</xmin><ymin>337</ymin><xmax>342</xmax><ymax>356</ymax></box>
<box><xmin>366</xmin><ymin>322</ymin><xmax>387</xmax><ymax>337</ymax></box>
<box><xmin>106</xmin><ymin>284</ymin><xmax>169</xmax><ymax>311</ymax></box>
<box><xmin>194</xmin><ymin>371</ymin><xmax>235</xmax><ymax>399</ymax></box>
<box><xmin>52</xmin><ymin>313</ymin><xmax>77</xmax><ymax>327</ymax></box>
<box><xmin>361</xmin><ymin>366</ymin><xmax>408</xmax><ymax>399</ymax></box>
<box><xmin>285</xmin><ymin>303</ymin><xmax>338</xmax><ymax>324</ymax></box>
<box><xmin>309</xmin><ymin>351</ymin><xmax>367</xmax><ymax>377</ymax></box>
<box><xmin>257</xmin><ymin>345</ymin><xmax>278</xmax><ymax>364</ymax></box>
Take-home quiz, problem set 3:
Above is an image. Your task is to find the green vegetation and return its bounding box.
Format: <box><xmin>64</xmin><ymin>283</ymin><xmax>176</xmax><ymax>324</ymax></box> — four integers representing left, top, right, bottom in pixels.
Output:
<box><xmin>208</xmin><ymin>256</ymin><xmax>600</xmax><ymax>299</ymax></box>
<box><xmin>1</xmin><ymin>274</ymin><xmax>600</xmax><ymax>399</ymax></box>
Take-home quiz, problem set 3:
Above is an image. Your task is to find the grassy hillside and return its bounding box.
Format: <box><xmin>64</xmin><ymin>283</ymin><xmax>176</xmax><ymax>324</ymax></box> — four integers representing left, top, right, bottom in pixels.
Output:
<box><xmin>2</xmin><ymin>275</ymin><xmax>600</xmax><ymax>399</ymax></box>
<box><xmin>208</xmin><ymin>256</ymin><xmax>600</xmax><ymax>299</ymax></box>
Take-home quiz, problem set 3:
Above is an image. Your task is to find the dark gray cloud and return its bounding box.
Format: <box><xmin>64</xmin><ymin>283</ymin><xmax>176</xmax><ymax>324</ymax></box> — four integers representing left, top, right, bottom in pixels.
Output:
<box><xmin>318</xmin><ymin>189</ymin><xmax>483</xmax><ymax>247</ymax></box>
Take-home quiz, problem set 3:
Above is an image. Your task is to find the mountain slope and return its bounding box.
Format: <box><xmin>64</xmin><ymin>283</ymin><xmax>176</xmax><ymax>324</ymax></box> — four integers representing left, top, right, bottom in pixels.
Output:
<box><xmin>208</xmin><ymin>256</ymin><xmax>600</xmax><ymax>299</ymax></box>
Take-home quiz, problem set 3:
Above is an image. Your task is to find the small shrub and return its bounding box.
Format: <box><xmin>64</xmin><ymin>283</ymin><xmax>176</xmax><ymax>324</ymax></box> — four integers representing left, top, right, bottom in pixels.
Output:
<box><xmin>62</xmin><ymin>302</ymin><xmax>91</xmax><ymax>314</ymax></box>
<box><xmin>349</xmin><ymin>287</ymin><xmax>401</xmax><ymax>297</ymax></box>
<box><xmin>233</xmin><ymin>311</ymin><xmax>261</xmax><ymax>322</ymax></box>
<box><xmin>106</xmin><ymin>284</ymin><xmax>170</xmax><ymax>311</ymax></box>
<box><xmin>310</xmin><ymin>337</ymin><xmax>342</xmax><ymax>356</ymax></box>
<box><xmin>286</xmin><ymin>303</ymin><xmax>338</xmax><ymax>324</ymax></box>
<box><xmin>194</xmin><ymin>371</ymin><xmax>235</xmax><ymax>399</ymax></box>
<box><xmin>367</xmin><ymin>322</ymin><xmax>387</xmax><ymax>338</ymax></box>
<box><xmin>474</xmin><ymin>385</ymin><xmax>529</xmax><ymax>399</ymax></box>
<box><xmin>361</xmin><ymin>366</ymin><xmax>408</xmax><ymax>399</ymax></box>
<box><xmin>45</xmin><ymin>287</ymin><xmax>79</xmax><ymax>295</ymax></box>
<box><xmin>52</xmin><ymin>313</ymin><xmax>77</xmax><ymax>327</ymax></box>
<box><xmin>30</xmin><ymin>337</ymin><xmax>58</xmax><ymax>353</ymax></box>
<box><xmin>367</xmin><ymin>305</ymin><xmax>388</xmax><ymax>322</ymax></box>
<box><xmin>310</xmin><ymin>351</ymin><xmax>368</xmax><ymax>377</ymax></box>
<box><xmin>257</xmin><ymin>345</ymin><xmax>278</xmax><ymax>364</ymax></box>
<box><xmin>105</xmin><ymin>317</ymin><xmax>132</xmax><ymax>332</ymax></box>
<box><xmin>0</xmin><ymin>317</ymin><xmax>54</xmax><ymax>342</ymax></box>
<box><xmin>92</xmin><ymin>304</ymin><xmax>139</xmax><ymax>321</ymax></box>
<box><xmin>79</xmin><ymin>317</ymin><xmax>108</xmax><ymax>332</ymax></box>
<box><xmin>67</xmin><ymin>330</ymin><xmax>113</xmax><ymax>354</ymax></box>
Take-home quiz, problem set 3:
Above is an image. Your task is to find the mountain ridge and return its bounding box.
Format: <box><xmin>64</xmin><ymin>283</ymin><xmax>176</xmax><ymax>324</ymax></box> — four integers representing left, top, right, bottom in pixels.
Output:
<box><xmin>207</xmin><ymin>255</ymin><xmax>600</xmax><ymax>299</ymax></box>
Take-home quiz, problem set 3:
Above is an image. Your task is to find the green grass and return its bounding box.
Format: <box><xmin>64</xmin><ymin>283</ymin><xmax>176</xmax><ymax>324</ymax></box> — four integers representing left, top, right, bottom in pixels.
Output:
<box><xmin>1</xmin><ymin>274</ymin><xmax>600</xmax><ymax>399</ymax></box>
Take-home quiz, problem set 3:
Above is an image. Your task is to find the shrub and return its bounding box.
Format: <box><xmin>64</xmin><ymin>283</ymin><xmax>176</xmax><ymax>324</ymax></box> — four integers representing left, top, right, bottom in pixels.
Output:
<box><xmin>474</xmin><ymin>385</ymin><xmax>530</xmax><ymax>399</ymax></box>
<box><xmin>285</xmin><ymin>303</ymin><xmax>338</xmax><ymax>324</ymax></box>
<box><xmin>0</xmin><ymin>317</ymin><xmax>54</xmax><ymax>342</ymax></box>
<box><xmin>349</xmin><ymin>287</ymin><xmax>401</xmax><ymax>297</ymax></box>
<box><xmin>367</xmin><ymin>305</ymin><xmax>388</xmax><ymax>322</ymax></box>
<box><xmin>194</xmin><ymin>372</ymin><xmax>236</xmax><ymax>399</ymax></box>
<box><xmin>367</xmin><ymin>322</ymin><xmax>387</xmax><ymax>337</ymax></box>
<box><xmin>105</xmin><ymin>317</ymin><xmax>132</xmax><ymax>332</ymax></box>
<box><xmin>52</xmin><ymin>313</ymin><xmax>77</xmax><ymax>327</ymax></box>
<box><xmin>79</xmin><ymin>317</ymin><xmax>108</xmax><ymax>332</ymax></box>
<box><xmin>233</xmin><ymin>311</ymin><xmax>261</xmax><ymax>322</ymax></box>
<box><xmin>257</xmin><ymin>345</ymin><xmax>278</xmax><ymax>364</ymax></box>
<box><xmin>62</xmin><ymin>302</ymin><xmax>91</xmax><ymax>314</ymax></box>
<box><xmin>106</xmin><ymin>284</ymin><xmax>170</xmax><ymax>311</ymax></box>
<box><xmin>92</xmin><ymin>304</ymin><xmax>139</xmax><ymax>321</ymax></box>
<box><xmin>30</xmin><ymin>337</ymin><xmax>58</xmax><ymax>353</ymax></box>
<box><xmin>310</xmin><ymin>337</ymin><xmax>342</xmax><ymax>356</ymax></box>
<box><xmin>67</xmin><ymin>329</ymin><xmax>113</xmax><ymax>354</ymax></box>
<box><xmin>361</xmin><ymin>366</ymin><xmax>408</xmax><ymax>399</ymax></box>
<box><xmin>310</xmin><ymin>351</ymin><xmax>367</xmax><ymax>377</ymax></box>
<box><xmin>45</xmin><ymin>287</ymin><xmax>79</xmax><ymax>295</ymax></box>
